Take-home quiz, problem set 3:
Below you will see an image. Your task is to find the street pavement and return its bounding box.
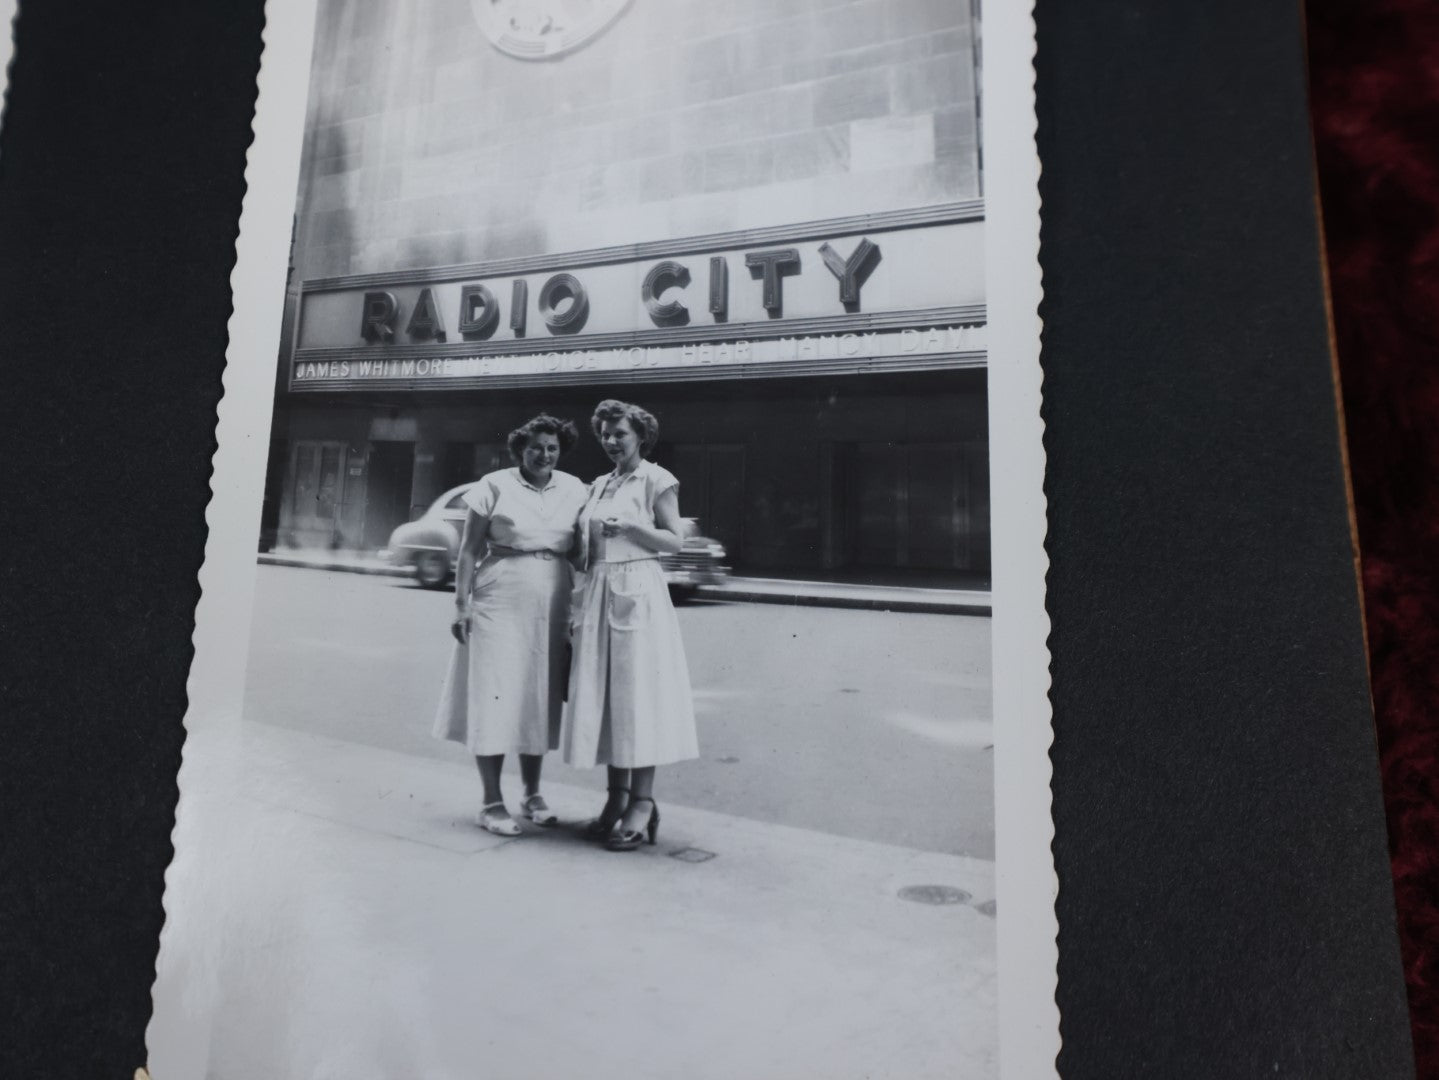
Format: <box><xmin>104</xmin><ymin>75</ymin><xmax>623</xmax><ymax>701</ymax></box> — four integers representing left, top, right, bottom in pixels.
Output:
<box><xmin>152</xmin><ymin>720</ymin><xmax>996</xmax><ymax>1080</ymax></box>
<box><xmin>149</xmin><ymin>566</ymin><xmax>1001</xmax><ymax>1078</ymax></box>
<box><xmin>242</xmin><ymin>566</ymin><xmax>995</xmax><ymax>858</ymax></box>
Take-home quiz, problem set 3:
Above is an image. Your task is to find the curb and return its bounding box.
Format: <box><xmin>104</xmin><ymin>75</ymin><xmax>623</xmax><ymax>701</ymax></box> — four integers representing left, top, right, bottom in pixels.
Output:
<box><xmin>690</xmin><ymin>586</ymin><xmax>990</xmax><ymax>617</ymax></box>
<box><xmin>256</xmin><ymin>553</ymin><xmax>992</xmax><ymax>616</ymax></box>
<box><xmin>258</xmin><ymin>553</ymin><xmax>410</xmax><ymax>578</ymax></box>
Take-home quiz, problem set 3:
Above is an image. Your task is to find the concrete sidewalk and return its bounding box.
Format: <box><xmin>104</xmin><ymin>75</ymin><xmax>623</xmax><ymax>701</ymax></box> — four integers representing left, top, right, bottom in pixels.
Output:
<box><xmin>178</xmin><ymin>721</ymin><xmax>998</xmax><ymax>1079</ymax></box>
<box><xmin>256</xmin><ymin>549</ymin><xmax>992</xmax><ymax>615</ymax></box>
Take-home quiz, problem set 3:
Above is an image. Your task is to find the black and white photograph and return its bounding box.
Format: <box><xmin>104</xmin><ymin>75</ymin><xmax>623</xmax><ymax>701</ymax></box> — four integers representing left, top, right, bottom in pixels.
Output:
<box><xmin>147</xmin><ymin>1</ymin><xmax>1055</xmax><ymax>1077</ymax></box>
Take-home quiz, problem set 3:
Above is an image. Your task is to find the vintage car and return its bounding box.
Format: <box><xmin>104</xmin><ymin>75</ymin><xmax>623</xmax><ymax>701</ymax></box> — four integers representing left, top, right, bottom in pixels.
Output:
<box><xmin>386</xmin><ymin>482</ymin><xmax>729</xmax><ymax>597</ymax></box>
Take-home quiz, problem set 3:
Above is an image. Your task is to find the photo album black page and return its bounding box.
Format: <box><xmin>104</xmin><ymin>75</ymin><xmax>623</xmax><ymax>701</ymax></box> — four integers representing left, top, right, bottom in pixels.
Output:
<box><xmin>0</xmin><ymin>1</ymin><xmax>1415</xmax><ymax>1077</ymax></box>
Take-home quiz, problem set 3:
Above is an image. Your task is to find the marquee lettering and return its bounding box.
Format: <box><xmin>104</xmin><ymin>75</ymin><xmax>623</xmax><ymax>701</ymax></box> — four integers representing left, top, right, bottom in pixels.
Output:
<box><xmin>641</xmin><ymin>261</ymin><xmax>690</xmax><ymax>326</ymax></box>
<box><xmin>509</xmin><ymin>279</ymin><xmax>528</xmax><ymax>337</ymax></box>
<box><xmin>708</xmin><ymin>256</ymin><xmax>728</xmax><ymax>321</ymax></box>
<box><xmin>405</xmin><ymin>287</ymin><xmax>446</xmax><ymax>342</ymax></box>
<box><xmin>457</xmin><ymin>283</ymin><xmax>499</xmax><ymax>339</ymax></box>
<box><xmin>350</xmin><ymin>238</ymin><xmax>885</xmax><ymax>343</ymax></box>
<box><xmin>537</xmin><ymin>273</ymin><xmax>588</xmax><ymax>334</ymax></box>
<box><xmin>360</xmin><ymin>291</ymin><xmax>399</xmax><ymax>342</ymax></box>
<box><xmin>818</xmin><ymin>238</ymin><xmax>881</xmax><ymax>308</ymax></box>
<box><xmin>294</xmin><ymin>325</ymin><xmax>982</xmax><ymax>386</ymax></box>
<box><xmin>744</xmin><ymin>248</ymin><xmax>801</xmax><ymax>316</ymax></box>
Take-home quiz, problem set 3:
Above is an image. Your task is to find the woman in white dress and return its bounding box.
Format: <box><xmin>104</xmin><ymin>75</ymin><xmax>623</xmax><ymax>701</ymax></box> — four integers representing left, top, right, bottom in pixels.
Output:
<box><xmin>562</xmin><ymin>399</ymin><xmax>699</xmax><ymax>851</ymax></box>
<box><xmin>433</xmin><ymin>414</ymin><xmax>589</xmax><ymax>836</ymax></box>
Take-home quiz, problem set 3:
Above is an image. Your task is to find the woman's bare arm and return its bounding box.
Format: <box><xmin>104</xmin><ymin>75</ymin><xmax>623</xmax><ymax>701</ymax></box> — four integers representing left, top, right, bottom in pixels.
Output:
<box><xmin>453</xmin><ymin>509</ymin><xmax>489</xmax><ymax>635</ymax></box>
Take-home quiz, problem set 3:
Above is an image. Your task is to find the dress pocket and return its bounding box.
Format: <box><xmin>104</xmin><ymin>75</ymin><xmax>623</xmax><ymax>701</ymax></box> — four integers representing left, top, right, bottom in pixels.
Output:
<box><xmin>605</xmin><ymin>565</ymin><xmax>652</xmax><ymax>631</ymax></box>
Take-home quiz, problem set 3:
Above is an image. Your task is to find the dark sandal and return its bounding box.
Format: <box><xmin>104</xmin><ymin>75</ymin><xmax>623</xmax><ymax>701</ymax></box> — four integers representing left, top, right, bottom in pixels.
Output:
<box><xmin>584</xmin><ymin>786</ymin><xmax>629</xmax><ymax>840</ymax></box>
<box><xmin>605</xmin><ymin>796</ymin><xmax>659</xmax><ymax>851</ymax></box>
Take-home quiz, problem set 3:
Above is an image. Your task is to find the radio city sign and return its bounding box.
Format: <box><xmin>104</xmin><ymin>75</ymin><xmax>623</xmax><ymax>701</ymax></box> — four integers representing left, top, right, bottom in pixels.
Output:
<box><xmin>290</xmin><ymin>216</ymin><xmax>985</xmax><ymax>388</ymax></box>
<box><xmin>358</xmin><ymin>239</ymin><xmax>881</xmax><ymax>344</ymax></box>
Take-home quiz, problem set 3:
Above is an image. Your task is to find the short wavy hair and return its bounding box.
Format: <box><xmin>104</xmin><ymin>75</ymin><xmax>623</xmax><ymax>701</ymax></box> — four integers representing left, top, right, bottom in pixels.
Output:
<box><xmin>507</xmin><ymin>414</ymin><xmax>579</xmax><ymax>460</ymax></box>
<box><xmin>590</xmin><ymin>399</ymin><xmax>660</xmax><ymax>455</ymax></box>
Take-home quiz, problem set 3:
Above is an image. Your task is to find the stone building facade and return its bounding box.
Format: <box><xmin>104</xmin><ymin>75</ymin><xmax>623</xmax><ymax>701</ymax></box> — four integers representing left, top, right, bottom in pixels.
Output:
<box><xmin>269</xmin><ymin>0</ymin><xmax>990</xmax><ymax>583</ymax></box>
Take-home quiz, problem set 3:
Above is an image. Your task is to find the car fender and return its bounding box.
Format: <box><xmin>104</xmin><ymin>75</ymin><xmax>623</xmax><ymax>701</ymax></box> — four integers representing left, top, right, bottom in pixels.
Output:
<box><xmin>387</xmin><ymin>519</ymin><xmax>459</xmax><ymax>557</ymax></box>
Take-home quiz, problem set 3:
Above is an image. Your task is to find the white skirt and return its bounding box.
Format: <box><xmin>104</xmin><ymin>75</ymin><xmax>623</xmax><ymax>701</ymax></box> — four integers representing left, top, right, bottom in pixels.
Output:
<box><xmin>561</xmin><ymin>559</ymin><xmax>698</xmax><ymax>769</ymax></box>
<box><xmin>432</xmin><ymin>552</ymin><xmax>570</xmax><ymax>756</ymax></box>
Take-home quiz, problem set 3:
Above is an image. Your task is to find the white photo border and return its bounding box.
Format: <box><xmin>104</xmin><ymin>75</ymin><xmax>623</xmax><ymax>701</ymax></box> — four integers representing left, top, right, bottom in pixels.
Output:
<box><xmin>984</xmin><ymin>2</ymin><xmax>1062</xmax><ymax>1074</ymax></box>
<box><xmin>146</xmin><ymin>1</ymin><xmax>1059</xmax><ymax>1075</ymax></box>
<box><xmin>0</xmin><ymin>0</ymin><xmax>19</xmax><ymax>147</ymax></box>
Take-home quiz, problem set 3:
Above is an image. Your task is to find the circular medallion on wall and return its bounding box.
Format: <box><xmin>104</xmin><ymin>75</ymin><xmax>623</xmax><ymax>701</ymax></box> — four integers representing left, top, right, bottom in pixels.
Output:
<box><xmin>471</xmin><ymin>0</ymin><xmax>634</xmax><ymax>60</ymax></box>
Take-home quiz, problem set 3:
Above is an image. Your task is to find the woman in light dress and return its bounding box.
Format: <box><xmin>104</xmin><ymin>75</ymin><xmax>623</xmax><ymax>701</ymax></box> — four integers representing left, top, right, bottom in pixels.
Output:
<box><xmin>433</xmin><ymin>414</ymin><xmax>589</xmax><ymax>836</ymax></box>
<box><xmin>563</xmin><ymin>399</ymin><xmax>699</xmax><ymax>851</ymax></box>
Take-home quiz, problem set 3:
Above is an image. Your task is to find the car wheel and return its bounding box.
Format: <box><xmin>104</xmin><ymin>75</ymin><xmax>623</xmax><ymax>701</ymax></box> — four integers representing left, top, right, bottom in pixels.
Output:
<box><xmin>415</xmin><ymin>552</ymin><xmax>450</xmax><ymax>589</ymax></box>
<box><xmin>667</xmin><ymin>583</ymin><xmax>698</xmax><ymax>604</ymax></box>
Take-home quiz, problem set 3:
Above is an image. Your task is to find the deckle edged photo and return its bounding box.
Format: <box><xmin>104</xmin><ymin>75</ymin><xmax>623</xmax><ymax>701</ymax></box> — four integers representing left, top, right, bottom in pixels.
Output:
<box><xmin>148</xmin><ymin>1</ymin><xmax>1056</xmax><ymax>1077</ymax></box>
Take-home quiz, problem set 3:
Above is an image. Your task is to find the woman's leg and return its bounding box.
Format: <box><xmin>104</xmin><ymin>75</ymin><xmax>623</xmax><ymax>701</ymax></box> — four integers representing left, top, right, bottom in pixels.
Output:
<box><xmin>519</xmin><ymin>753</ymin><xmax>543</xmax><ymax>797</ymax></box>
<box><xmin>619</xmin><ymin>765</ymin><xmax>656</xmax><ymax>832</ymax></box>
<box><xmin>475</xmin><ymin>754</ymin><xmax>506</xmax><ymax>808</ymax></box>
<box><xmin>604</xmin><ymin>765</ymin><xmax>632</xmax><ymax>817</ymax></box>
<box><xmin>475</xmin><ymin>754</ymin><xmax>522</xmax><ymax>834</ymax></box>
<box><xmin>584</xmin><ymin>765</ymin><xmax>630</xmax><ymax>837</ymax></box>
<box><xmin>518</xmin><ymin>753</ymin><xmax>559</xmax><ymax>824</ymax></box>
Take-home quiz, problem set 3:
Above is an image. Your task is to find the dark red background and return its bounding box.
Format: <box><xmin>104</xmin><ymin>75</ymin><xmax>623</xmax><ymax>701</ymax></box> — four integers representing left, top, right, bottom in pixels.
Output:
<box><xmin>1309</xmin><ymin>0</ymin><xmax>1439</xmax><ymax>1072</ymax></box>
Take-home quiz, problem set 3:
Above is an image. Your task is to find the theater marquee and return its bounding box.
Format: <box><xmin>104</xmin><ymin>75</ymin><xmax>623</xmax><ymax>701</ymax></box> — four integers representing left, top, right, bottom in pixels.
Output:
<box><xmin>288</xmin><ymin>202</ymin><xmax>987</xmax><ymax>392</ymax></box>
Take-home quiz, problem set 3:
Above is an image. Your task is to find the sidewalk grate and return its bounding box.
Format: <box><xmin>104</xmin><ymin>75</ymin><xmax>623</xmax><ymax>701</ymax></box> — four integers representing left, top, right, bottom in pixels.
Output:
<box><xmin>669</xmin><ymin>847</ymin><xmax>717</xmax><ymax>863</ymax></box>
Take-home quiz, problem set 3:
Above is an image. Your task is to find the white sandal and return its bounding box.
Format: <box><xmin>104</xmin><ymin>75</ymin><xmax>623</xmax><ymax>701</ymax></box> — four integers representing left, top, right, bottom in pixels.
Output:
<box><xmin>477</xmin><ymin>801</ymin><xmax>521</xmax><ymax>836</ymax></box>
<box><xmin>520</xmin><ymin>793</ymin><xmax>558</xmax><ymax>827</ymax></box>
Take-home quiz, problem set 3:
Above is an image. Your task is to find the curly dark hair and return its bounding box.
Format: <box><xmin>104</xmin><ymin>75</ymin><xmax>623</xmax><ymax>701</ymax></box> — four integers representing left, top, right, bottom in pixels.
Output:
<box><xmin>590</xmin><ymin>399</ymin><xmax>660</xmax><ymax>455</ymax></box>
<box><xmin>506</xmin><ymin>414</ymin><xmax>579</xmax><ymax>460</ymax></box>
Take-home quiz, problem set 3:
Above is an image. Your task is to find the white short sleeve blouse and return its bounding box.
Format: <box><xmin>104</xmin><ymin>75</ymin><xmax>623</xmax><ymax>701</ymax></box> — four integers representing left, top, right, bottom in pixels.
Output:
<box><xmin>578</xmin><ymin>459</ymin><xmax>680</xmax><ymax>566</ymax></box>
<box><xmin>462</xmin><ymin>468</ymin><xmax>588</xmax><ymax>554</ymax></box>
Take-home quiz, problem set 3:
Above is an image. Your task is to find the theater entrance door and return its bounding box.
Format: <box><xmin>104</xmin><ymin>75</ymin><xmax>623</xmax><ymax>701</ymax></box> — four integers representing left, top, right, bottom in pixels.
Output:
<box><xmin>846</xmin><ymin>441</ymin><xmax>989</xmax><ymax>572</ymax></box>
